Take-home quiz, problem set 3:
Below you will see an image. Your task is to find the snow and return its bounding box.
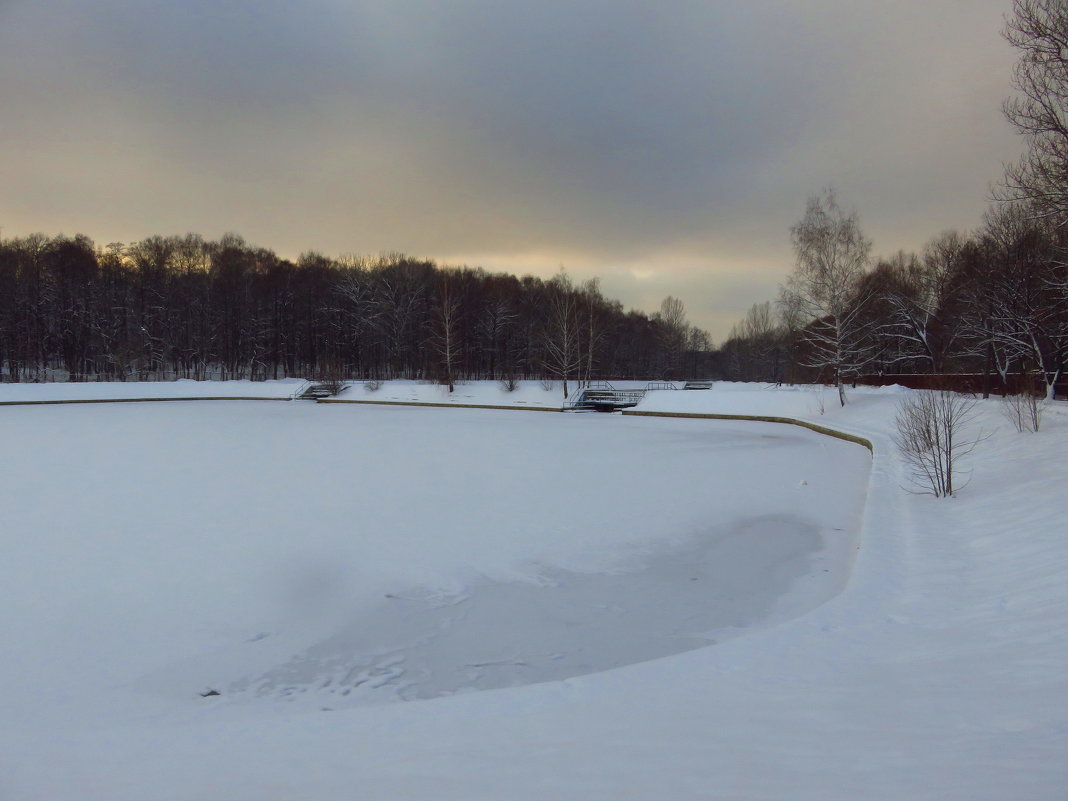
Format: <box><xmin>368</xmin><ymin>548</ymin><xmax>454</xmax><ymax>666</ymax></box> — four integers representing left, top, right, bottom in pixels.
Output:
<box><xmin>0</xmin><ymin>378</ymin><xmax>305</xmax><ymax>402</ymax></box>
<box><xmin>0</xmin><ymin>381</ymin><xmax>1065</xmax><ymax>800</ymax></box>
<box><xmin>0</xmin><ymin>377</ymin><xmax>627</xmax><ymax>408</ymax></box>
<box><xmin>334</xmin><ymin>378</ymin><xmax>571</xmax><ymax>408</ymax></box>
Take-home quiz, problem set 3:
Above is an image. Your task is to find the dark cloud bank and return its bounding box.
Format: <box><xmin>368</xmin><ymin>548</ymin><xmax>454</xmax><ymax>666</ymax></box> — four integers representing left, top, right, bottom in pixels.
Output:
<box><xmin>0</xmin><ymin>0</ymin><xmax>1020</xmax><ymax>338</ymax></box>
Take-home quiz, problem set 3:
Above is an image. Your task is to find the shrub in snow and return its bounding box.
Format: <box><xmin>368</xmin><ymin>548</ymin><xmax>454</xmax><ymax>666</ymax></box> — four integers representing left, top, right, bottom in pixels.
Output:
<box><xmin>893</xmin><ymin>389</ymin><xmax>982</xmax><ymax>497</ymax></box>
<box><xmin>500</xmin><ymin>376</ymin><xmax>520</xmax><ymax>392</ymax></box>
<box><xmin>811</xmin><ymin>389</ymin><xmax>826</xmax><ymax>416</ymax></box>
<box><xmin>365</xmin><ymin>379</ymin><xmax>383</xmax><ymax>392</ymax></box>
<box><xmin>1001</xmin><ymin>390</ymin><xmax>1045</xmax><ymax>433</ymax></box>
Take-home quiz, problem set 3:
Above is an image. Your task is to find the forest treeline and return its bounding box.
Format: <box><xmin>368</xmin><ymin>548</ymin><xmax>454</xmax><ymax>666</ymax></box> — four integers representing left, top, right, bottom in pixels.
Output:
<box><xmin>719</xmin><ymin>200</ymin><xmax>1068</xmax><ymax>400</ymax></box>
<box><xmin>721</xmin><ymin>0</ymin><xmax>1068</xmax><ymax>402</ymax></box>
<box><xmin>0</xmin><ymin>233</ymin><xmax>713</xmax><ymax>386</ymax></box>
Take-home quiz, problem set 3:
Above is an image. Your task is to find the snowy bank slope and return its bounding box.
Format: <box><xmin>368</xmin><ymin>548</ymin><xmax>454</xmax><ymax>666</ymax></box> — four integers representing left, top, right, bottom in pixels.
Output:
<box><xmin>0</xmin><ymin>378</ymin><xmax>304</xmax><ymax>402</ymax></box>
<box><xmin>2</xmin><ymin>384</ymin><xmax>1066</xmax><ymax>800</ymax></box>
<box><xmin>331</xmin><ymin>378</ymin><xmax>573</xmax><ymax>408</ymax></box>
<box><xmin>0</xmin><ymin>377</ymin><xmax>609</xmax><ymax>408</ymax></box>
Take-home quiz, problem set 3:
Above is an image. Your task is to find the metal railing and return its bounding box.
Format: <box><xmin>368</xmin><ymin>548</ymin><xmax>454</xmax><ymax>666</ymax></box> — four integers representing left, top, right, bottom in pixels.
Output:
<box><xmin>564</xmin><ymin>387</ymin><xmax>646</xmax><ymax>411</ymax></box>
<box><xmin>289</xmin><ymin>379</ymin><xmax>313</xmax><ymax>400</ymax></box>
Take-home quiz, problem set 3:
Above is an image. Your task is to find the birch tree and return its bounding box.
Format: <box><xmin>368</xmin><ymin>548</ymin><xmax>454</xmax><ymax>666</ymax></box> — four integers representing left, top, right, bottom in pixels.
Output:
<box><xmin>579</xmin><ymin>277</ymin><xmax>609</xmax><ymax>385</ymax></box>
<box><xmin>779</xmin><ymin>188</ymin><xmax>873</xmax><ymax>405</ymax></box>
<box><xmin>543</xmin><ymin>271</ymin><xmax>582</xmax><ymax>399</ymax></box>
<box><xmin>433</xmin><ymin>274</ymin><xmax>462</xmax><ymax>392</ymax></box>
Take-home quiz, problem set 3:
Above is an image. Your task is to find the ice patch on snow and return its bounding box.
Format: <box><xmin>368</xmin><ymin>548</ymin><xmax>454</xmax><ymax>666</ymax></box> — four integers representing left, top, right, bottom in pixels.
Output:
<box><xmin>228</xmin><ymin>514</ymin><xmax>834</xmax><ymax>705</ymax></box>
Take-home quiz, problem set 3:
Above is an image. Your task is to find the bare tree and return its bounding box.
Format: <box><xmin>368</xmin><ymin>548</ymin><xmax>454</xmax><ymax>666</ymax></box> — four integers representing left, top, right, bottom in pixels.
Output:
<box><xmin>893</xmin><ymin>390</ymin><xmax>982</xmax><ymax>497</ymax></box>
<box><xmin>543</xmin><ymin>271</ymin><xmax>582</xmax><ymax>399</ymax></box>
<box><xmin>684</xmin><ymin>324</ymin><xmax>714</xmax><ymax>379</ymax></box>
<box><xmin>432</xmin><ymin>274</ymin><xmax>462</xmax><ymax>392</ymax></box>
<box><xmin>722</xmin><ymin>301</ymin><xmax>785</xmax><ymax>381</ymax></box>
<box><xmin>369</xmin><ymin>262</ymin><xmax>428</xmax><ymax>379</ymax></box>
<box><xmin>875</xmin><ymin>235</ymin><xmax>968</xmax><ymax>372</ymax></box>
<box><xmin>479</xmin><ymin>295</ymin><xmax>517</xmax><ymax>381</ymax></box>
<box><xmin>779</xmin><ymin>188</ymin><xmax>873</xmax><ymax>405</ymax></box>
<box><xmin>997</xmin><ymin>0</ymin><xmax>1068</xmax><ymax>221</ymax></box>
<box><xmin>578</xmin><ymin>278</ymin><xmax>608</xmax><ymax>385</ymax></box>
<box><xmin>971</xmin><ymin>204</ymin><xmax>1068</xmax><ymax>399</ymax></box>
<box><xmin>656</xmin><ymin>295</ymin><xmax>688</xmax><ymax>377</ymax></box>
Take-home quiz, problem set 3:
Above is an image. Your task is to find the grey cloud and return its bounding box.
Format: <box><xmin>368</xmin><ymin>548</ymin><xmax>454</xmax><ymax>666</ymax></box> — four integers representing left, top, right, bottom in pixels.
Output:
<box><xmin>0</xmin><ymin>0</ymin><xmax>1022</xmax><ymax>337</ymax></box>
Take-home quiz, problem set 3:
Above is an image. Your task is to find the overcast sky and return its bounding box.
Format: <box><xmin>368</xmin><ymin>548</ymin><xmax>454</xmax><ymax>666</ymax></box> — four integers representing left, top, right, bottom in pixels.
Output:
<box><xmin>0</xmin><ymin>0</ymin><xmax>1022</xmax><ymax>339</ymax></box>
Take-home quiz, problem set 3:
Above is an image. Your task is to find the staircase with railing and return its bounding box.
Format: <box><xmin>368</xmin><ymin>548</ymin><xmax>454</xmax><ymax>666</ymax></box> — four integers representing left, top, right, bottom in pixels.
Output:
<box><xmin>563</xmin><ymin>380</ymin><xmax>678</xmax><ymax>412</ymax></box>
<box><xmin>296</xmin><ymin>380</ymin><xmax>346</xmax><ymax>400</ymax></box>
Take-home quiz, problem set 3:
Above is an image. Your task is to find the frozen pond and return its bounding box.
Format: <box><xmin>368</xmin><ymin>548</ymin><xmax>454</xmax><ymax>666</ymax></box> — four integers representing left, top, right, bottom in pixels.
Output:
<box><xmin>0</xmin><ymin>401</ymin><xmax>869</xmax><ymax>722</ymax></box>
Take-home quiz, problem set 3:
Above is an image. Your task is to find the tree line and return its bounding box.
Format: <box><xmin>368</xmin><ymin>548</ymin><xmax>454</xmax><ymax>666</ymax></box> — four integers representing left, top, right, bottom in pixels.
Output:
<box><xmin>721</xmin><ymin>196</ymin><xmax>1068</xmax><ymax>402</ymax></box>
<box><xmin>720</xmin><ymin>0</ymin><xmax>1068</xmax><ymax>403</ymax></box>
<box><xmin>0</xmin><ymin>233</ymin><xmax>713</xmax><ymax>388</ymax></box>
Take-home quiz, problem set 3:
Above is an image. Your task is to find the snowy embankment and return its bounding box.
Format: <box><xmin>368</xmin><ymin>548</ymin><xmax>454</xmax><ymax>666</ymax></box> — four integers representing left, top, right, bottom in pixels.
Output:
<box><xmin>0</xmin><ymin>382</ymin><xmax>1065</xmax><ymax>800</ymax></box>
<box><xmin>332</xmin><ymin>378</ymin><xmax>580</xmax><ymax>408</ymax></box>
<box><xmin>0</xmin><ymin>378</ymin><xmax>305</xmax><ymax>403</ymax></box>
<box><xmin>636</xmin><ymin>379</ymin><xmax>844</xmax><ymax>418</ymax></box>
<box><xmin>0</xmin><ymin>377</ymin><xmax>620</xmax><ymax>408</ymax></box>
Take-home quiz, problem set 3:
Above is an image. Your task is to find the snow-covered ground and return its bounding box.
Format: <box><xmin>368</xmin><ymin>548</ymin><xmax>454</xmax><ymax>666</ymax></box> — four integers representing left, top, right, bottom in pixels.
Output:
<box><xmin>0</xmin><ymin>377</ymin><xmax>305</xmax><ymax>402</ymax></box>
<box><xmin>333</xmin><ymin>378</ymin><xmax>575</xmax><ymax>408</ymax></box>
<box><xmin>1</xmin><ymin>381</ymin><xmax>1065</xmax><ymax>800</ymax></box>
<box><xmin>0</xmin><ymin>377</ymin><xmax>643</xmax><ymax>408</ymax></box>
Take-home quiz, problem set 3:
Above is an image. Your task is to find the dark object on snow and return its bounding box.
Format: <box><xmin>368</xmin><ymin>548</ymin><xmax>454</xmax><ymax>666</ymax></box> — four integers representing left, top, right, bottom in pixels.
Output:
<box><xmin>199</xmin><ymin>688</ymin><xmax>221</xmax><ymax>697</ymax></box>
<box><xmin>298</xmin><ymin>381</ymin><xmax>344</xmax><ymax>400</ymax></box>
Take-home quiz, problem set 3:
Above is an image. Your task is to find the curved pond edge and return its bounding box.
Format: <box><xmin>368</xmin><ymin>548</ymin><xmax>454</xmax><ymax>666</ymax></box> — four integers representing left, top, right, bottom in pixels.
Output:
<box><xmin>0</xmin><ymin>394</ymin><xmax>876</xmax><ymax>454</ymax></box>
<box><xmin>318</xmin><ymin>398</ymin><xmax>560</xmax><ymax>412</ymax></box>
<box><xmin>621</xmin><ymin>410</ymin><xmax>874</xmax><ymax>454</ymax></box>
<box><xmin>0</xmin><ymin>396</ymin><xmax>293</xmax><ymax>406</ymax></box>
